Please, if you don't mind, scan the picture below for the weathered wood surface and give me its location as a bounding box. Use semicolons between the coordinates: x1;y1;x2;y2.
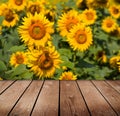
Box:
0;80;119;116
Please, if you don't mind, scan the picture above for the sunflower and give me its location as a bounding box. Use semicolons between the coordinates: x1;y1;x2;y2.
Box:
27;46;62;78
117;62;120;72
109;0;120;5
8;0;27;11
102;17;118;33
27;0;45;15
18;13;54;47
109;5;120;19
86;0;109;8
110;26;120;37
96;51;107;63
0;4;19;27
10;52;27;67
67;24;93;52
81;9;97;25
76;0;83;9
59;71;77;80
0;77;3;80
58;10;82;37
109;56;120;70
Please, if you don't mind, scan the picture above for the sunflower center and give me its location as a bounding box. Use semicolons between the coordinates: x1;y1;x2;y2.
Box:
75;30;87;44
15;0;23;6
16;55;24;64
29;23;45;40
29;5;40;15
38;51;53;70
113;8;119;14
5;10;14;22
86;12;94;20
106;21;113;28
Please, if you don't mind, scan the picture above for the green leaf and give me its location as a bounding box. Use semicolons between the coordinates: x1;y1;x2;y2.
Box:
12;64;27;76
20;71;33;80
0;0;8;3
0;60;7;72
52;34;62;49
61;61;74;69
77;59;94;68
0;16;4;26
58;48;72;59
9;45;26;52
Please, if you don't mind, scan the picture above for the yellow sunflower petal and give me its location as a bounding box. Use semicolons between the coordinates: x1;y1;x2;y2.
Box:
9;51;27;67
81;9;97;25
8;0;27;11
59;71;77;80
58;10;82;37
102;16;118;33
27;46;62;78
18;13;54;47
67;24;93;52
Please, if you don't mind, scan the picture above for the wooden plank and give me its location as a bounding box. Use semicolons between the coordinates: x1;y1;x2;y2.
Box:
92;81;120;115
32;80;59;116
77;81;116;116
0;80;31;116
9;81;43;116
106;81;120;93
0;81;15;94
60;81;89;116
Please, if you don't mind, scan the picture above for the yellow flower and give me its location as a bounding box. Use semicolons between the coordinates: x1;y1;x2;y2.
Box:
0;4;19;27
8;0;27;11
102;17;118;33
76;0;83;8
96;51;107;63
62;66;67;70
109;0;120;5
67;24;93;52
10;52;27;67
0;77;3;80
27;0;45;15
86;0;109;8
110;26;120;37
59;71;77;80
58;10;82;37
27;46;62;78
82;9;97;25
109;56;120;69
109;5;120;19
18;13;54;47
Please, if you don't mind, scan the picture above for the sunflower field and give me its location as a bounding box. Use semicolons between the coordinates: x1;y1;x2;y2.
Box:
0;0;120;80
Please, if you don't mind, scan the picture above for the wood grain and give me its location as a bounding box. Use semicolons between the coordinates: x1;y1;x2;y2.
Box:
106;80;120;93
9;81;43;116
0;81;15;94
0;80;31;115
77;80;116;116
60;81;89;116
92;81;120;115
32;80;59;116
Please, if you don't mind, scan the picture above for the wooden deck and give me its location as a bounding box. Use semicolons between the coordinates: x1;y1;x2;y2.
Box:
0;80;120;116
